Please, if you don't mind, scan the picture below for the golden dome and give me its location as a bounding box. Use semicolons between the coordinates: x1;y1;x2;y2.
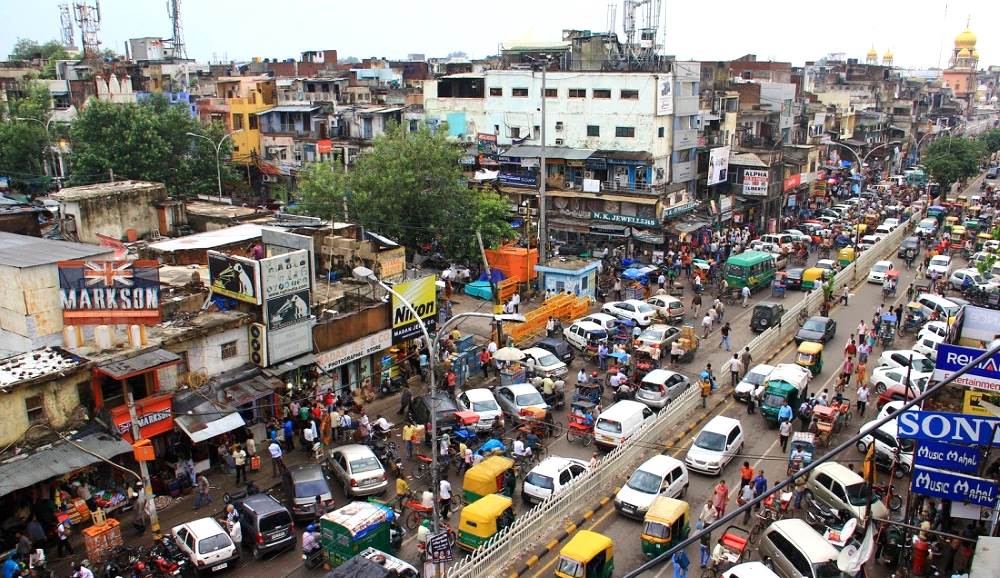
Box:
866;47;877;59
958;48;972;58
955;28;977;49
972;50;980;60
883;50;893;60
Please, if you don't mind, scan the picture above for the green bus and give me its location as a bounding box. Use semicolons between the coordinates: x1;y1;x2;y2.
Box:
724;251;776;291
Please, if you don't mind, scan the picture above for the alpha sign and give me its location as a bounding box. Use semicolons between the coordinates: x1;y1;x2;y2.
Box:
897;410;1000;445
933;343;1000;392
911;466;998;508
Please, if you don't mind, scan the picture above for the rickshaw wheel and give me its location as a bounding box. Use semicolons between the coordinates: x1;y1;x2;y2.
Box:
403;510;423;531
566;429;578;444
583;434;594;447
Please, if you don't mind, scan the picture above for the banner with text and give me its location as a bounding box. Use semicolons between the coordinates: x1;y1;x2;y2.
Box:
391;275;438;343
742;169;769;196
58;260;161;325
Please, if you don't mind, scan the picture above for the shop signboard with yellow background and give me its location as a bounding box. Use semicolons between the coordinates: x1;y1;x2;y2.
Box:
963;390;1000;417
391;275;438;343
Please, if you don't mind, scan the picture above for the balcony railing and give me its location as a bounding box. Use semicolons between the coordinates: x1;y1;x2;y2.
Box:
553;176;663;195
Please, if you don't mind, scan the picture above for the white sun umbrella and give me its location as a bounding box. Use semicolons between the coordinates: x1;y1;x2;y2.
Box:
493;346;525;362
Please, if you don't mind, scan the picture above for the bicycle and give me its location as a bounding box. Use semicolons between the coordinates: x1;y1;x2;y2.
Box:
411;453;433;480
401;499;434;530
747;508;775;543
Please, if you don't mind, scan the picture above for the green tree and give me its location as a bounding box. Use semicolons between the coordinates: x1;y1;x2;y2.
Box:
68;94;235;196
296;123;513;262
9;39;72;78
979;129;1000;156
0;81;54;180
923;136;984;202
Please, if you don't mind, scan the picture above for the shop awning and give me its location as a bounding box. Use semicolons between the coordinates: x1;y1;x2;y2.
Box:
544;190;659;205
671;220;710;234
0;429;133;497
501;145;595;160
264;353;315;377
97;349;181;380
593;150;653;162
176;401;247;444
225;375;279;406
842;138;867;147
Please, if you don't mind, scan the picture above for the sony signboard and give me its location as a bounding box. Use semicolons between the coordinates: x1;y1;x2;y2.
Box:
58;260;162;325
933;343;1000;392
897;410;1000;445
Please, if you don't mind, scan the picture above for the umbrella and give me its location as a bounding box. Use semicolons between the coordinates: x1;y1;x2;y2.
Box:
493;347;525;362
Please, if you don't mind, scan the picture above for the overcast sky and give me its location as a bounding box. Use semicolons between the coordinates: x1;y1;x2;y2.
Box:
1;0;995;71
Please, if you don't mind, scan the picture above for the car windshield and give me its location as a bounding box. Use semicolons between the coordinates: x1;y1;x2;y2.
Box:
556;557;584;578
626;469;662;494
694;431;726;452
515;391;544;407
872;263;889;272
525;472;554;491
471;399;499;412
640;329;665;341
930;257;949;266
763;393;786;408
198;533;231;554
803;319;827;331
596;418;622;434
900;437;916;453
636;303;655;313
350;457;382;474
293;479;329;498
536;354;560;366
745;370;768;386
942;304;960;317
912;358;934;373
845;482;872;506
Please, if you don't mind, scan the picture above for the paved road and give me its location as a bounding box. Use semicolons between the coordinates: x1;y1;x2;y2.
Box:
214;178;987;577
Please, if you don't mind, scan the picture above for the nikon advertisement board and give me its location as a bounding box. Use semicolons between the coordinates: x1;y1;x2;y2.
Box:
391;275;438;344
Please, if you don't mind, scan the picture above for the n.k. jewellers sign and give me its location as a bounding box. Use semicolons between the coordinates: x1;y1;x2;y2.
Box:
590;211;659;228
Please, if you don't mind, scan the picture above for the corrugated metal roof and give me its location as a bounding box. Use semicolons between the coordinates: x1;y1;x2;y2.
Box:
261;105;321;113
0;428;132;497
147;223;264;252
503;145;595;160
97;348;180;379
0;232;112;268
728;152;768;168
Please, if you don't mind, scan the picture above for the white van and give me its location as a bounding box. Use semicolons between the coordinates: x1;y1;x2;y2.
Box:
760;233;794;248
563;321;608;350
593;400;654;449
757;519;840;578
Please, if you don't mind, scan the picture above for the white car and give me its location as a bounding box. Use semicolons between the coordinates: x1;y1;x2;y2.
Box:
734;363;774;403
877;350;935;374
816;216;837;226
172;518;240;574
601;299;655;327
877;400;906;420
949;268;988;291
857;419;914;475
927;255;951;279
614;455;689;518
456;388;503;432
521;456;589;505
874;225;893;238
494;383;548;420
985;240;1000;254
858;235;879;251
327;444;388;496
521;347;569;378
783;229;811;244
579;312;618;333
883;218;900;229
684;416;744;475
913;331;945;361
918;320;948;341
646;295;685;323
870;365;931;395
916;218;937;236
816;259;838;274
867;260;894;284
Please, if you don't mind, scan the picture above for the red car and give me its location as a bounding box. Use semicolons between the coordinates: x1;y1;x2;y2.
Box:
876;382;918;410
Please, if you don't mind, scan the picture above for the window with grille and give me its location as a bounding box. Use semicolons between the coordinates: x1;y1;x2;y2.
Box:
587;125;600;137
593;89;611;99
512;88;529;97
26;395;44;424
489;87;502;96
620;89;639;99
221;341;238;360
615;126;635;138
569;89;586;98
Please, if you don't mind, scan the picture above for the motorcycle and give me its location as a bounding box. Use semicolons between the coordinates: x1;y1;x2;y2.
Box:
223;480;261;504
805;498;849;532
379;375;403;397
154;536;188;574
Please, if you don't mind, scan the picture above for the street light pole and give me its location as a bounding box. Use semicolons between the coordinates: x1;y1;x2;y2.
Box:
13;116;56;178
186;129;243;202
127;392;160;539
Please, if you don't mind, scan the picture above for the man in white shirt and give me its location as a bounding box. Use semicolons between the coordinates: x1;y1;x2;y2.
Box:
577;369;588;385
742;285;751;307
512;437;531;458
439;478;453;515
268;440;285;476
373;414;391;434
511;292;521;313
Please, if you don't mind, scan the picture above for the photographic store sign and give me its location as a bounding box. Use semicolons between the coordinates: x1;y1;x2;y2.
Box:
911;467;998;508
260;249;313;363
58;260;162;325
316;329;393;372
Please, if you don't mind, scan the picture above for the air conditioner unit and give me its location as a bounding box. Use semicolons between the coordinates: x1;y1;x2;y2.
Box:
584;171;594;179
555;121;564;131
555;138;564;145
249;323;269;367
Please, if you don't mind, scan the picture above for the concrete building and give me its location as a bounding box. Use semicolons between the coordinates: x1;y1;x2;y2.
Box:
0;233;113;356
53;181;170;245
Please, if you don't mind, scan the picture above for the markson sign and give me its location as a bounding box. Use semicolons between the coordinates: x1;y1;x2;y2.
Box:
58;260;161;325
933;343;1000;392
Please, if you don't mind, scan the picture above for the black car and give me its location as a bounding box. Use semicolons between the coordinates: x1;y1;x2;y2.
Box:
531;337;575;363
795;316;837;344
897;236;920;259
232;492;296;560
751;303;785;333
408;392;460;431
785;268;804;290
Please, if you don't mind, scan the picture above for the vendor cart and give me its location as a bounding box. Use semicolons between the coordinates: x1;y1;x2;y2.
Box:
771;272;787;298
810;405;838;447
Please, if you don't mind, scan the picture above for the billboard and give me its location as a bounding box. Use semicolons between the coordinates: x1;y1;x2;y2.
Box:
260;250;310;301
110;394;173;443
655;74;673;116
267;322;313;365
261;228;315;293
58;260;162;325
911;467;997;508
933;343;1000;392
208;251;260;304
957;305;1000;348
707;146;730;186
265;289;310;331
742;169;769;196
897;410;1000;445
391;275;438;343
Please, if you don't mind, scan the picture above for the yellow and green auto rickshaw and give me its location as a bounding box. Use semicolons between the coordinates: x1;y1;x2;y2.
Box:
556;531;614;578
462;456;515;504
964;219;981;232
950;225;967;250
837;247;856;267
944;215;960;233
976;232;992;252
796;341;824;375
801;267;829;291
457;493;515;552
640;497;690;559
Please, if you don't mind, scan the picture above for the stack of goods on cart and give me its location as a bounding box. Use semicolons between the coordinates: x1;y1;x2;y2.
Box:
92;489;129;512
678;325;699;354
83;517;123;562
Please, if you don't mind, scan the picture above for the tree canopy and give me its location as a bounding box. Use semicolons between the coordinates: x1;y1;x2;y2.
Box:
0;82;54;183
922;135;984;201
979;129;1000;156
296;123;513;263
8;38;73;78
68;94;235;196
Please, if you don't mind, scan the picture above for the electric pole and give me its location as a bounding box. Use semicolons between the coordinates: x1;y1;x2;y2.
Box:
537;57;549;291
127;392;160;538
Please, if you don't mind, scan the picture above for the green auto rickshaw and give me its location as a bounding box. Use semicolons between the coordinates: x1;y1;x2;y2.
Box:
458;493;515;552
796;341;824;375
640;497;690;558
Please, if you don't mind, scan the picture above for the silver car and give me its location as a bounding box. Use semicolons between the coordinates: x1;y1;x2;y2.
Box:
326;444;388;497
635;369;689;409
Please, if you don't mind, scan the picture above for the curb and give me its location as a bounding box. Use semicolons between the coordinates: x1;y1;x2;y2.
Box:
509;396;726;578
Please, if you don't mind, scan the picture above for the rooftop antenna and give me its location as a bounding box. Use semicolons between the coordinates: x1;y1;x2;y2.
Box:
167;0;187;59
59;4;77;51
73;1;102;60
622;0;662;69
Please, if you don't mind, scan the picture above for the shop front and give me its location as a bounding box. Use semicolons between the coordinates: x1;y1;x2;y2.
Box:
316;328;393;398
92;349;182;412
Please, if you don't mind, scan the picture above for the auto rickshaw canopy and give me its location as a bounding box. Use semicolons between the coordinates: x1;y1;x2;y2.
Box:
644;497;689;529
837;247;856;264
459;493;513;537
462;456;514;502
559;530;614;569
797;341;823;355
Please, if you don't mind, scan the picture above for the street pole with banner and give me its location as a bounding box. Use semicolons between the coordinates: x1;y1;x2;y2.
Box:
127;392;160;539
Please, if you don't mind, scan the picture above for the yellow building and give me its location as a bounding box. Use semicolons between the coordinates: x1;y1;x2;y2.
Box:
228;89;274;164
